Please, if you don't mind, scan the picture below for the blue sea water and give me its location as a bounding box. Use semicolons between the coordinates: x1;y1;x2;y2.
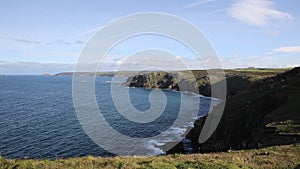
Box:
0;75;214;159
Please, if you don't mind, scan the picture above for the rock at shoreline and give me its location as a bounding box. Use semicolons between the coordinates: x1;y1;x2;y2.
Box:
124;72;178;89
124;71;213;97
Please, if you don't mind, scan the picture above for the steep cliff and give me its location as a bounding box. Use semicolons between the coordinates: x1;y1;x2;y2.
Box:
125;68;299;153
190;67;300;152
124;69;276;97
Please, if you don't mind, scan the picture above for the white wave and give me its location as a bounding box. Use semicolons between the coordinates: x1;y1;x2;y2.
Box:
167;127;186;138
147;140;165;155
187;121;195;128
147;127;188;155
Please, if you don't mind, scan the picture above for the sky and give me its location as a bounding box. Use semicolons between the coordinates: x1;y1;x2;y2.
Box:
0;0;299;74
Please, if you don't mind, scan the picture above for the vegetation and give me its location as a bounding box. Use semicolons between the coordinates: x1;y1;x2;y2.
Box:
125;68;289;98
188;67;300;153
126;67;300;154
1;144;300;169
232;68;292;73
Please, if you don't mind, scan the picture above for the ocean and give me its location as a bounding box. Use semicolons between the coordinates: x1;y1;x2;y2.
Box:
0;75;215;159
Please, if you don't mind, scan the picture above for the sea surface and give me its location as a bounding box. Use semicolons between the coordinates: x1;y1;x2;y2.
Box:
0;75;215;159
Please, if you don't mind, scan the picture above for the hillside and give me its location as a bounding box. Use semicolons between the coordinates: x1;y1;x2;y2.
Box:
125;68;300;153
187;67;300;152
1;144;300;169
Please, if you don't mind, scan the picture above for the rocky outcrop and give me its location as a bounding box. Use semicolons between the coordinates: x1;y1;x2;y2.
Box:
125;72;178;89
124;71;213;97
125;70;261;97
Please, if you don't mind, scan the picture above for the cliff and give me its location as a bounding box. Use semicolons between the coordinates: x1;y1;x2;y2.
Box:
124;69;281;97
125;68;300;153
189;67;300;152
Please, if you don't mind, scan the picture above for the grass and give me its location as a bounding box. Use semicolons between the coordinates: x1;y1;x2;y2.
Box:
232;68;292;73
265;86;300;136
1;144;300;169
267;120;300;135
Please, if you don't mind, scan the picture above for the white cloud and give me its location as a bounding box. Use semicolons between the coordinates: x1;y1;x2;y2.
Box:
231;54;240;59
273;46;300;53
73;25;101;36
114;49;209;71
115;59;124;65
221;54;300;69
173;0;216;11
265;29;280;36
175;56;181;60
228;0;293;26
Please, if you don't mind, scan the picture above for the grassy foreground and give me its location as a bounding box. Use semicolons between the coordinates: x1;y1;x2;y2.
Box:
1;144;300;169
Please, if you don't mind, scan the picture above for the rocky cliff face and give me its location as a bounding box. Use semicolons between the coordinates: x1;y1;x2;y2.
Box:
125;70;262;97
190;67;300;152
125;71;213;97
125;72;178;89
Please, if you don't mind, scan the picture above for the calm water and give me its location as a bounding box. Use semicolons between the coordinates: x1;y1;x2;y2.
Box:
0;76;213;159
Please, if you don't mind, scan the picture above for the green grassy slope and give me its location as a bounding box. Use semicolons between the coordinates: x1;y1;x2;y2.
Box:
1;144;300;169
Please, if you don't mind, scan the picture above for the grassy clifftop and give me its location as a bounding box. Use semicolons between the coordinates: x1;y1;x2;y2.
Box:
125;68;287;98
1;144;300;169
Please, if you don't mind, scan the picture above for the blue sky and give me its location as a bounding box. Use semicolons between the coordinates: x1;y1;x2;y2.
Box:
0;0;299;74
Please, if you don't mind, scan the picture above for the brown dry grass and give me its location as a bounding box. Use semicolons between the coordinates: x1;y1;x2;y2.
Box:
1;144;300;169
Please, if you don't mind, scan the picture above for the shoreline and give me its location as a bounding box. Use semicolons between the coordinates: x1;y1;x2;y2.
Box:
122;84;223;155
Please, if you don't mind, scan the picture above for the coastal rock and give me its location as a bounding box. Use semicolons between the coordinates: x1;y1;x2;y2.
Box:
125;72;179;90
125;71;212;97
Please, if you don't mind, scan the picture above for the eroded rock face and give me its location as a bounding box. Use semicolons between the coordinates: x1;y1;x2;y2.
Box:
125;71;212;97
124;70;257;97
126;72;179;90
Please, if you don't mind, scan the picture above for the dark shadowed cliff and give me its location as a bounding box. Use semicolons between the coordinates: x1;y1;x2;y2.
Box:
191;67;300;152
